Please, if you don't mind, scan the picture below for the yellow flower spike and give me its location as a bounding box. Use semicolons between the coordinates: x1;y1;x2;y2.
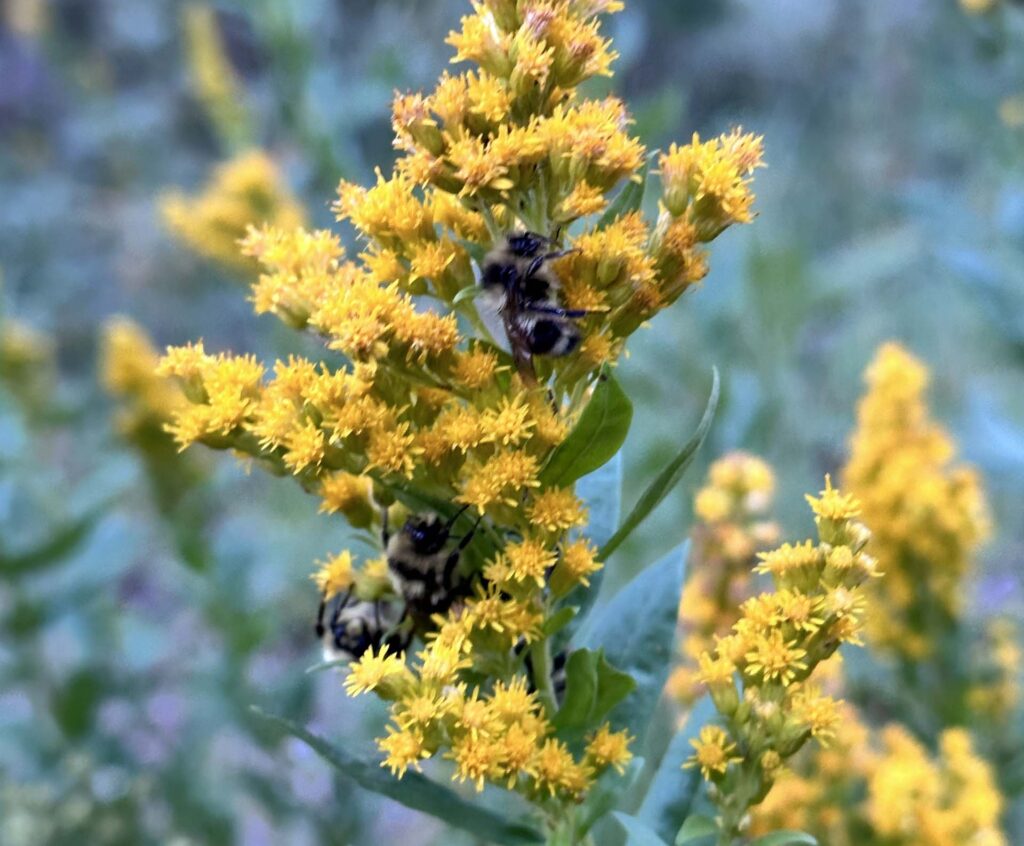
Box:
344;647;413;700
685;725;741;781
457;450;541;512
549;538;602;596
527;487;588;533
743;629;808;687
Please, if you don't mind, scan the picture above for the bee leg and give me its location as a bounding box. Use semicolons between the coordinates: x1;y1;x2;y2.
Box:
315;595;327;639
526;248;579;278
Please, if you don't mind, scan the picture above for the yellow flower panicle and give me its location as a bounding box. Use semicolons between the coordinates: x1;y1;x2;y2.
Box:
843;342;990;661
161;150;307;273
100;317;186;443
157;0;765;813
669;452;779;705
688;478;879;840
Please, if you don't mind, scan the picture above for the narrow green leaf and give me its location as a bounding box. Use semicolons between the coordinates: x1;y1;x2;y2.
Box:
675;814;717;845
1;501;112;578
542;605;577;637
598;156;651;229
613;812;671;846
600;369;719;560
453;284;482;304
577;757;645;836
540;372;633;488
750;832;818;846
637;696;717;841
250;708;543;845
578;543;688;741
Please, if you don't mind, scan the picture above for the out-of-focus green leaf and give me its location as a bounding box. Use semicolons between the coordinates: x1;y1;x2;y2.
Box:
540;372;633;487
637;695;717;841
0;500;113;578
250;708;543;845
749;832;818;846
600;369;718;560
553;648;635;735
674;814;717;844
577;757;645;836
51;669;103;740
613;811;671;846
559;452;622;646
578;543;688;740
453;284;482;304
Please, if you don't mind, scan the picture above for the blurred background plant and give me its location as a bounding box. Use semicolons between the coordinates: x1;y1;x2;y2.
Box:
1;0;1023;844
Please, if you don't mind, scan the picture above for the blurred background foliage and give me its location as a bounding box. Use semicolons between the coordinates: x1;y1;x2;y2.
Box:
1;0;1022;843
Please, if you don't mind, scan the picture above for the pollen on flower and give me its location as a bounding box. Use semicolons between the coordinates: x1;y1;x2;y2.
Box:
450;347;501;390
744;629;809;686
457;450;541;511
686;725;740;780
378;725;431;777
585;724;633;774
344;647;410;698
527;487;588;533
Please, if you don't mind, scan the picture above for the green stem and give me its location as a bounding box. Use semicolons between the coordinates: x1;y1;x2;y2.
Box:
530;636;558;718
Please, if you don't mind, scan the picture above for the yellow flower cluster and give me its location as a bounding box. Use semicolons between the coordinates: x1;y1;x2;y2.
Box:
843;342;990;660
346;644;632;800
668;452;779;706
686;478;880;841
100;317;185;443
960;0;997;14
753;715;1007;846
158;0;763;814
161;150;306;273
0;314;53;394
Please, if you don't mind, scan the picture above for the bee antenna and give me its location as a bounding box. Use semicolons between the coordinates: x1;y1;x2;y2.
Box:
444;504;471;530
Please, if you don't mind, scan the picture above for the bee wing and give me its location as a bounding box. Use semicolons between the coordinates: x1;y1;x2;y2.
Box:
474;286;512;354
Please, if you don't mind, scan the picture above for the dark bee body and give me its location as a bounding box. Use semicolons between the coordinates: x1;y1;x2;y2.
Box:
385;511;478;625
480;232;585;367
317;594;407;661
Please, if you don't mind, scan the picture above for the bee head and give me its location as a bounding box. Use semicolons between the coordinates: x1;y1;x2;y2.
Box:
404;513;449;555
506;231;548;258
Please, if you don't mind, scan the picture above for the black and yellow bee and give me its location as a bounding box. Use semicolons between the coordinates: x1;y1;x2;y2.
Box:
384;508;480;626
479;231;586;380
316;593;408;662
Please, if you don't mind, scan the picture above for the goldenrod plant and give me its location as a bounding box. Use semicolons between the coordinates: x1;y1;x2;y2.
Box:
154;1;784;843
668;452;779;707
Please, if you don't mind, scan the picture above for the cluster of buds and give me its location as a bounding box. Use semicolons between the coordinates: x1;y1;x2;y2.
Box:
669;452;779;706
686;478;880;842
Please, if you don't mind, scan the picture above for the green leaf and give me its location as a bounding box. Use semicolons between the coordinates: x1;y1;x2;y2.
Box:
577;757;645;836
750;833;818;846
598;156;651;229
540;372;633;488
637;696;717;841
452;284;482;304
250;708;543;845
600;369;719;560
553;648;635;734
542;605;577;637
578;543;688;741
675;815;717;845
1;501;112;578
613;812;671;846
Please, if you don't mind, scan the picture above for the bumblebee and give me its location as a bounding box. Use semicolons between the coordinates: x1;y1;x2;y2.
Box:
316;593;408;662
479;232;586;372
384;508;480;625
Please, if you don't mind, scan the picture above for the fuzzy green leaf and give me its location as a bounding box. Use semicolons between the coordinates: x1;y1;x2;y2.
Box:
250;708;543;845
578;543;688;740
637;695;717;841
600;369;719;560
750;833;819;846
674;815;717;845
540;372;633;487
553;648;636;734
614;812;671;846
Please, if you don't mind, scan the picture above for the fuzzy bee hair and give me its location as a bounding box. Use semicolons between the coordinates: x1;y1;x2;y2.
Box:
479;231;585;364
318;596;406;662
385;511;477;623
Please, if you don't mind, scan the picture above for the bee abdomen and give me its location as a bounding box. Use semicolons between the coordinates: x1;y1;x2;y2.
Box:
526;318;580;356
